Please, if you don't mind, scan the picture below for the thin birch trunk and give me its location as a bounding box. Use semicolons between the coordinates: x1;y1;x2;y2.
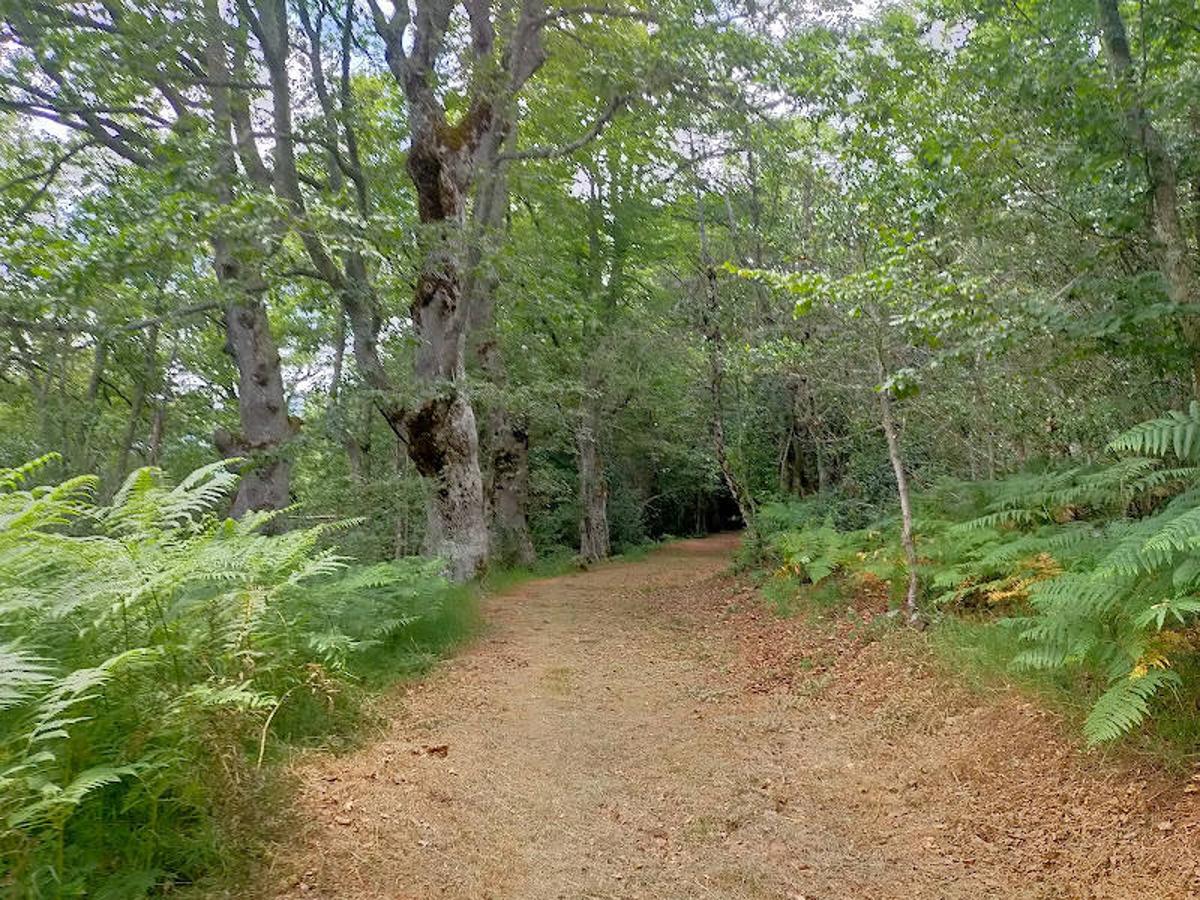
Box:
874;333;921;625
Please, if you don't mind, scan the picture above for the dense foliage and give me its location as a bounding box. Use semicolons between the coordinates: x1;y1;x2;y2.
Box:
2;0;1200;892
749;406;1200;748
0;456;468;895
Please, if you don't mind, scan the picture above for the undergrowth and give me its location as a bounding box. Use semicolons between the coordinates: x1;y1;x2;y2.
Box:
0;457;477;898
745;405;1200;759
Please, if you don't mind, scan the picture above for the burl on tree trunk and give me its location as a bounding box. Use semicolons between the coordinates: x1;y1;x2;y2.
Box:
398;118;493;581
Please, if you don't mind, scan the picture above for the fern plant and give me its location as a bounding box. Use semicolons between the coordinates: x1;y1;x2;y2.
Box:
938;413;1200;745
756;414;1200;748
772;521;879;585
1010;494;1200;744
0;456;458;897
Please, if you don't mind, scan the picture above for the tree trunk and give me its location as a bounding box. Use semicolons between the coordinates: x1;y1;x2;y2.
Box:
1096;0;1200;394
692;137;755;527
203;0;293;523
113;324;159;485
800;378;831;494
971;352;996;480
392;435;414;559
256;0;490;579
320;3;492;579
72;337;108;474
467;130;536;568
574;174;613;565
710;362;753;526
3;3;290;513
415;407;488;580
404;221;490;580
114;371;147;486
345;432;366;484
577;395;610;564
778;417;795;495
213;276;294;522
875;338;920;625
486;411;537;566
815;441;830;494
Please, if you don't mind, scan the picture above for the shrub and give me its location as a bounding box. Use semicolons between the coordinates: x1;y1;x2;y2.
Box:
752;407;1200;747
0;456;463;896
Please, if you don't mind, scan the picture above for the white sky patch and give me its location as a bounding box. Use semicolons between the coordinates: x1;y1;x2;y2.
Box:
920;18;976;54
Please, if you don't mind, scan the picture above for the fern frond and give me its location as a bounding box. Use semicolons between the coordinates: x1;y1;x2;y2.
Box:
1084;668;1181;745
1170;555;1200;589
7;764;141;830
180;681;275;710
1138;504;1200;563
1129;465;1200;495
1027;573;1129;616
1133;596;1200;630
1108;402;1200;461
958;508;1040;530
26;648;158;747
1011;618;1099;670
0;454;62;492
0;644;54;710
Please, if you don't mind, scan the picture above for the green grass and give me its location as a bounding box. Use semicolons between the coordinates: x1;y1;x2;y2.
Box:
480;552;579;594
927;615;1200;770
352;582;482;688
760;573;848;621
926;615;1081;698
745;513;1200;769
264;581;483;753
184;577;494;898
480;536;673;595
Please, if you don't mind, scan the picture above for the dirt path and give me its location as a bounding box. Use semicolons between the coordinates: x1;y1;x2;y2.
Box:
266;535;1200;899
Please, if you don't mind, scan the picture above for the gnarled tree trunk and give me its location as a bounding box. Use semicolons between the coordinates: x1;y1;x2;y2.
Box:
203;0;294;523
359;0;511;580
468;132;536;567
212;260;294;521
401;129;491;579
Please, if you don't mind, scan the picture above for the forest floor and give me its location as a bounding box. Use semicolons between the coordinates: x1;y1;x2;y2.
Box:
262;534;1200;899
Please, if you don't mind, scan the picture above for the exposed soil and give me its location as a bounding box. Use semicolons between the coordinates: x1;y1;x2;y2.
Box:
264;534;1200;899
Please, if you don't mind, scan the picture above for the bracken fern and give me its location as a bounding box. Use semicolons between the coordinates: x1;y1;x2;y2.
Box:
0;456;459;897
753;407;1200;747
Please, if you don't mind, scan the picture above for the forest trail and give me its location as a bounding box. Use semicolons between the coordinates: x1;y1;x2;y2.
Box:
266;535;1200;900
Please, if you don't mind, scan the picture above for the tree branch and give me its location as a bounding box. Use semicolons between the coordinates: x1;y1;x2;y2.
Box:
501;93;629;161
0;140;95;222
0;302;223;338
